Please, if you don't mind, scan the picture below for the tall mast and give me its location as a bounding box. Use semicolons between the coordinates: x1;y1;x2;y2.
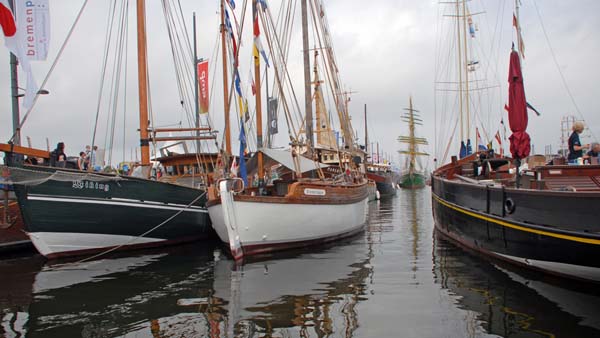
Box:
136;0;150;166
408;97;416;173
220;0;231;155
301;0;313;150
9;0;19;147
455;0;464;143
253;0;264;186
462;0;470;143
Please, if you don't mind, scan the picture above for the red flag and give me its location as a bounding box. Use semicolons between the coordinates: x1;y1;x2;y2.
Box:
0;1;17;37
230;156;238;177
495;131;504;156
1;0;38;110
197;60;210;114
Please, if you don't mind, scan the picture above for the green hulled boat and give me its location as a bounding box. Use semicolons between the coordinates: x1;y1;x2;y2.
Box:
398;97;429;189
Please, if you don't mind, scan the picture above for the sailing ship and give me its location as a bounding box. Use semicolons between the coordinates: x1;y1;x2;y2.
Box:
431;0;600;283
207;0;368;260
398;97;428;189
1;1;215;258
363;105;397;197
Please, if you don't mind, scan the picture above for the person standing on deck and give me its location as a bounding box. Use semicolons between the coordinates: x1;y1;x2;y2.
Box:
567;121;590;164
50;142;67;168
77;151;87;170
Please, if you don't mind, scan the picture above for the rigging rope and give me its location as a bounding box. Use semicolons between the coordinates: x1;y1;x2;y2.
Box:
56;190;206;266
532;0;596;142
10;0;91;144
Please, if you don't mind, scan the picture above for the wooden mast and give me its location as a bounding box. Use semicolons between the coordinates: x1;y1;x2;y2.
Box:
220;0;231;155
253;0;264;187
136;0;150;166
301;0;314;150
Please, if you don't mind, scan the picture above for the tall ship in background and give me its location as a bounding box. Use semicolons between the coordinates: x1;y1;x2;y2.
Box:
431;0;600;283
363;105;398;197
398;97;428;189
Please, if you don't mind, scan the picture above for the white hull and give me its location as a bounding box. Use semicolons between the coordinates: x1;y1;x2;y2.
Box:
208;184;368;258
28;232;162;258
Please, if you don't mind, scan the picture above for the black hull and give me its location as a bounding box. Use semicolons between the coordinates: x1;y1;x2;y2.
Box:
366;171;397;197
431;176;600;283
374;181;397;197
10;165;214;258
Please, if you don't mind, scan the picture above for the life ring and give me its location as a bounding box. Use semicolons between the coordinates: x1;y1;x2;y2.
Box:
504;197;516;214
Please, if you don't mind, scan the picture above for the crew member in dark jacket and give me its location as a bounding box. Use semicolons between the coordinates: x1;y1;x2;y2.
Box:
50;142;67;168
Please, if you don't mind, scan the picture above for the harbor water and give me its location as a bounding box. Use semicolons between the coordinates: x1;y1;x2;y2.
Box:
1;189;599;337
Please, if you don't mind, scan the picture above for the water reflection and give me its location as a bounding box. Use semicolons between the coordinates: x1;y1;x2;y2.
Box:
202;240;373;337
0;236;374;337
0;244;218;337
433;233;600;337
2;189;600;337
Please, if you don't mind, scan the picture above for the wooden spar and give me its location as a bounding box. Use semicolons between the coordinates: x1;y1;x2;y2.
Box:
301;0;314;150
152;127;212;133
0;143;49;159
136;0;150;166
152;136;216;142
254;0;264;185
220;0;231;155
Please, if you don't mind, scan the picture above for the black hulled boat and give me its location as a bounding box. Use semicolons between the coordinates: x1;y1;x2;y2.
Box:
432;4;600;283
1;1;216;258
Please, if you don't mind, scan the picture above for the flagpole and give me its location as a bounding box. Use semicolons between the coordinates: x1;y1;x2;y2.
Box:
8;0;20;147
253;0;264;190
193;12;200;152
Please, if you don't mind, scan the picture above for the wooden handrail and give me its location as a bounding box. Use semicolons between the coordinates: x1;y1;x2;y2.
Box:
0;143;50;159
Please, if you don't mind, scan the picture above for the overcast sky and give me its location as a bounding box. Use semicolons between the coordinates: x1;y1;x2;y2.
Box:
1;0;599;168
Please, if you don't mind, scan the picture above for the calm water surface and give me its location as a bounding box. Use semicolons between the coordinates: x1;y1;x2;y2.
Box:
1;189;599;337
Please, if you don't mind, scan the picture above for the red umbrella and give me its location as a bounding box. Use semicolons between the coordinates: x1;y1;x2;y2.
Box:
507;50;530;159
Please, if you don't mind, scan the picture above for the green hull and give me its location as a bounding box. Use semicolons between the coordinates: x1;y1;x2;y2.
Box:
399;172;426;189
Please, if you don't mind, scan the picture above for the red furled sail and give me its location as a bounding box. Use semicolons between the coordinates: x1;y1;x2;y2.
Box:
507;50;530;159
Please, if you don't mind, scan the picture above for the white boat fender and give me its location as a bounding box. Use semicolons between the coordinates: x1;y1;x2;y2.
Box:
375;190;381;200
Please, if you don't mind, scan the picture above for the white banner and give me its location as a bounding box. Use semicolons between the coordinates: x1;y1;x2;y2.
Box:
16;0;50;61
